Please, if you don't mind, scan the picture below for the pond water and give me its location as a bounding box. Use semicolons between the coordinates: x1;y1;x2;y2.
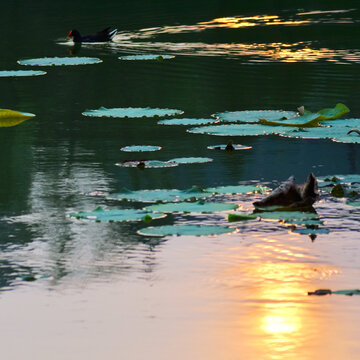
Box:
1;1;360;359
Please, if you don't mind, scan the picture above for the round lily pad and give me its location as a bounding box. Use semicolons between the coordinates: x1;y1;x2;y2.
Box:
18;57;102;66
137;224;235;237
119;54;175;61
187;123;289;136
82;107;184;118
254;211;319;222
318;174;360;185
106;187;212;203
69;207;165;222
207;144;252;150
145;201;238;213
120;145;162;152
214;110;298;123
169;157;213;164
115;160;178;168
0;70;47;77
158;118;218;126
206;185;267;194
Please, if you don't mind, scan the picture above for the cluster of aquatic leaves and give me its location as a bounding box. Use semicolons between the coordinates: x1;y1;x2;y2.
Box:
106;186;213;203
206;184;267;195
259;103;350;127
145;201;238;213
158;118;218;126
214;110;298;123
115;157;213;168
318;174;360;204
0;109;35;127
187;104;359;144
119;54;175;61
82;107;184;118
0;70;46;77
120;145;162;152
69;207;165;222
137;224;235;237
18;57;102;66
116;160;178;168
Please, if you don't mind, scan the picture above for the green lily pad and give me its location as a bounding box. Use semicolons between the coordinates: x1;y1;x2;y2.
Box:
158;118;218;126
120;145;162;152
119;54;175;61
254;211;319;222
214;110;298;123
291;228;330;235
228;213;258;222
82;107;184;118
169;157;213;164
187;123;289;137
145;201;238;213
115;160;178;168
259;103;350;128
206;185;267;194
18;57;102;66
347;200;360;207
207;144;252;150
137;224;235;237
106;187;213;203
282;118;360;142
0;70;47;77
69;207;165;222
333;289;360;295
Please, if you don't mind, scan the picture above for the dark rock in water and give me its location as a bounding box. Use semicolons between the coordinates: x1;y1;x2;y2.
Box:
253;173;319;208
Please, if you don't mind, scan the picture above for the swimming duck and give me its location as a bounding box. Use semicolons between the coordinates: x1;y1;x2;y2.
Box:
67;27;117;43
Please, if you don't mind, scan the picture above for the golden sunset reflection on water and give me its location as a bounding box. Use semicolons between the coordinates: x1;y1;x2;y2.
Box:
214;233;342;359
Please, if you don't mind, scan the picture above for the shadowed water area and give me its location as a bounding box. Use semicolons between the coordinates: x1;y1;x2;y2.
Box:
0;1;360;359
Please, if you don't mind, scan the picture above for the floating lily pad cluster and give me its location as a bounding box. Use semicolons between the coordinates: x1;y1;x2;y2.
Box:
187;104;359;144
0;70;47;77
318;174;360;205
120;145;162;152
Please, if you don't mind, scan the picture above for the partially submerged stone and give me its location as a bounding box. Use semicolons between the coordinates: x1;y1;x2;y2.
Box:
253;173;319;208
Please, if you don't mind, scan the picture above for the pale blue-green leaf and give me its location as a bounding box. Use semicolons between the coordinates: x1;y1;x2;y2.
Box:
137;224;235;237
169;157;213;164
0;70;47;77
120;145;162;152
214;110;298;123
206;185;266;194
347;200;360;207
187;123;289;136
18;57;102;66
69;207;166;222
158;118;218;126
82;106;183;118
145;201;238;213
106;188;212;203
115;160;178;168
119;54;175;60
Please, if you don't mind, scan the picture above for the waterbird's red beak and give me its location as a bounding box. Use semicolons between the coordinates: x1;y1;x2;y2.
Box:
67;30;73;37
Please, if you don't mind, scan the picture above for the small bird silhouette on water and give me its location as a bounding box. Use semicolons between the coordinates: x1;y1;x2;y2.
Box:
67;27;117;43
